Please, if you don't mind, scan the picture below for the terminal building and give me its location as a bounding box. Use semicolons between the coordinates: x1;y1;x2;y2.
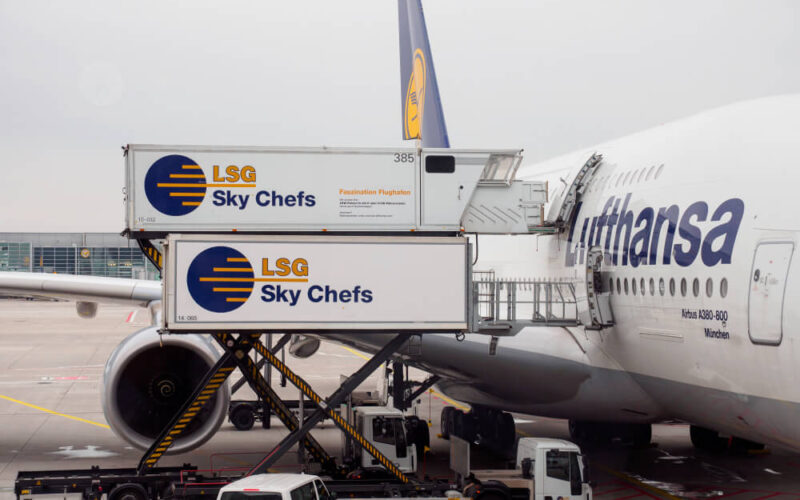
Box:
0;233;159;280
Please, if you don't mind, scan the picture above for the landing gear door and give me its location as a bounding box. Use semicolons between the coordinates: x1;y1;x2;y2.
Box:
749;242;794;345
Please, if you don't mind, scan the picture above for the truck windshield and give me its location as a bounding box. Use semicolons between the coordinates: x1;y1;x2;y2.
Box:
372;417;407;448
221;492;282;500
545;450;582;494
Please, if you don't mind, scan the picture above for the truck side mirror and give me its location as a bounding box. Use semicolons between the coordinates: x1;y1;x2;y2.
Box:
520;458;533;479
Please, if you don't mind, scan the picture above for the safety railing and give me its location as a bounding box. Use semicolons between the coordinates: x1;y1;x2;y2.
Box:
471;278;580;335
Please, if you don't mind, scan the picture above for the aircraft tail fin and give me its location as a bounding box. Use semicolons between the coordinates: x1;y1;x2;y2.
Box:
398;0;449;147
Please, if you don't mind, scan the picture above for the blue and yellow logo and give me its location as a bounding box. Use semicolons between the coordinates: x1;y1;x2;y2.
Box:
404;49;426;140
144;155;207;216
186;246;254;313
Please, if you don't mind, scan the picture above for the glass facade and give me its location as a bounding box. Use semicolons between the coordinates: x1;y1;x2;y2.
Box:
0;233;159;280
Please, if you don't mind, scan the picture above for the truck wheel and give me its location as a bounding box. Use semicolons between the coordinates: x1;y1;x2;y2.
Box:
440;406;455;439
454;410;476;442
230;403;255;431
109;483;149;500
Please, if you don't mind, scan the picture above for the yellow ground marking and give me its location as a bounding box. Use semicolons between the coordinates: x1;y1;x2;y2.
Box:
0;394;110;429
598;465;682;500
337;346;470;411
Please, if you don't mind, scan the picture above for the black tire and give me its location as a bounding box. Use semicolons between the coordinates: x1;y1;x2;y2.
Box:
109;484;148;500
230;403;255;431
441;406;455;439
497;412;516;449
568;420;589;444
631;424;652;448
690;425;726;452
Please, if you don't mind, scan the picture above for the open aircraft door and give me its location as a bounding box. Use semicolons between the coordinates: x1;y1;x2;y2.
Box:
749;242;794;345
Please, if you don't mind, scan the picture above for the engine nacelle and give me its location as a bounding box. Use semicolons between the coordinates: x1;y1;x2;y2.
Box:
102;327;229;453
288;335;321;358
76;301;98;319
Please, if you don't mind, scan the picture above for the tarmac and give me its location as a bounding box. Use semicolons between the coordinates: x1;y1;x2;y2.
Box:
2;300;800;499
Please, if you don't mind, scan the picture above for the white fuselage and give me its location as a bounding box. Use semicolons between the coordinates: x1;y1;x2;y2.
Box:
334;94;800;452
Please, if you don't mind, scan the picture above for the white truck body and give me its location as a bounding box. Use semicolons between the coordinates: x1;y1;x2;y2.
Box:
350;406;417;474
217;474;332;500
124;144;539;235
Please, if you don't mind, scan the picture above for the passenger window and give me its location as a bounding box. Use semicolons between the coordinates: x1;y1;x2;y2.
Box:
654;163;665;179
545;450;582;495
680;278;687;297
640;278;645;295
659;278;665;296
624;278;629;295
373;417;397;445
616;278;621;294
609;278;614;294
706;278;713;297
669;278;676;296
720;278;728;298
623;171;631;185
693;278;700;297
290;483;317;500
645;165;655;181
649;278;655;296
632;278;637;295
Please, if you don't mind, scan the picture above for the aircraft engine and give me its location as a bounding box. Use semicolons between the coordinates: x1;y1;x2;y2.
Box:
288;335;321;358
102;327;229;453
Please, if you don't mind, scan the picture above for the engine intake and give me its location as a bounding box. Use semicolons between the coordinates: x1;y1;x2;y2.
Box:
102;327;229;453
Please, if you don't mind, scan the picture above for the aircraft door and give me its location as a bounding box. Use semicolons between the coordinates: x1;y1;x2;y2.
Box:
749;242;794;345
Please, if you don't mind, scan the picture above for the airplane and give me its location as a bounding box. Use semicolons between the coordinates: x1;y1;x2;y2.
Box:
2;0;800;457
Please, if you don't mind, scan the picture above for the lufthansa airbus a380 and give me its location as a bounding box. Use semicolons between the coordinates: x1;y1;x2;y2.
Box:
2;0;799;456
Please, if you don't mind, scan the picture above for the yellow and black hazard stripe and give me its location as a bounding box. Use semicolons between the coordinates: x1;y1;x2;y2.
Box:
137;239;163;272
250;339;409;483
235;348;334;467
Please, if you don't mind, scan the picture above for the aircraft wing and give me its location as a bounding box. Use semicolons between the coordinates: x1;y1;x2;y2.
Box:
0;271;161;307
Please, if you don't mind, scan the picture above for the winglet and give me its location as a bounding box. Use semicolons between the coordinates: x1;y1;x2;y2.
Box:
398;0;450;148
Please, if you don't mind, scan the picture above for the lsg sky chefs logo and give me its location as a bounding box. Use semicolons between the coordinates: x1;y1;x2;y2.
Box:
186;246;373;314
144;155;316;216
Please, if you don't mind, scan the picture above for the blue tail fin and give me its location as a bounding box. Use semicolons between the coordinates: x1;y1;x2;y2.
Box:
398;0;450;148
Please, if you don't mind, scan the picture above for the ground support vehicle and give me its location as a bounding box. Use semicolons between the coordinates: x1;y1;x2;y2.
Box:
453;436;592;500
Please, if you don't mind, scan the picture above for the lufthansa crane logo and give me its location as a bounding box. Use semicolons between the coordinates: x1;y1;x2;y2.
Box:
186;246;254;313
144;155;207;216
404;49;426;140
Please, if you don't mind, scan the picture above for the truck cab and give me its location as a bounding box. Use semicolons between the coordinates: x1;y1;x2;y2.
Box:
466;437;591;500
351;406;417;474
217;474;332;500
517;438;590;499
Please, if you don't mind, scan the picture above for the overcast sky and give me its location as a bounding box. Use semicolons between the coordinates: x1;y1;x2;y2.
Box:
1;0;798;231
